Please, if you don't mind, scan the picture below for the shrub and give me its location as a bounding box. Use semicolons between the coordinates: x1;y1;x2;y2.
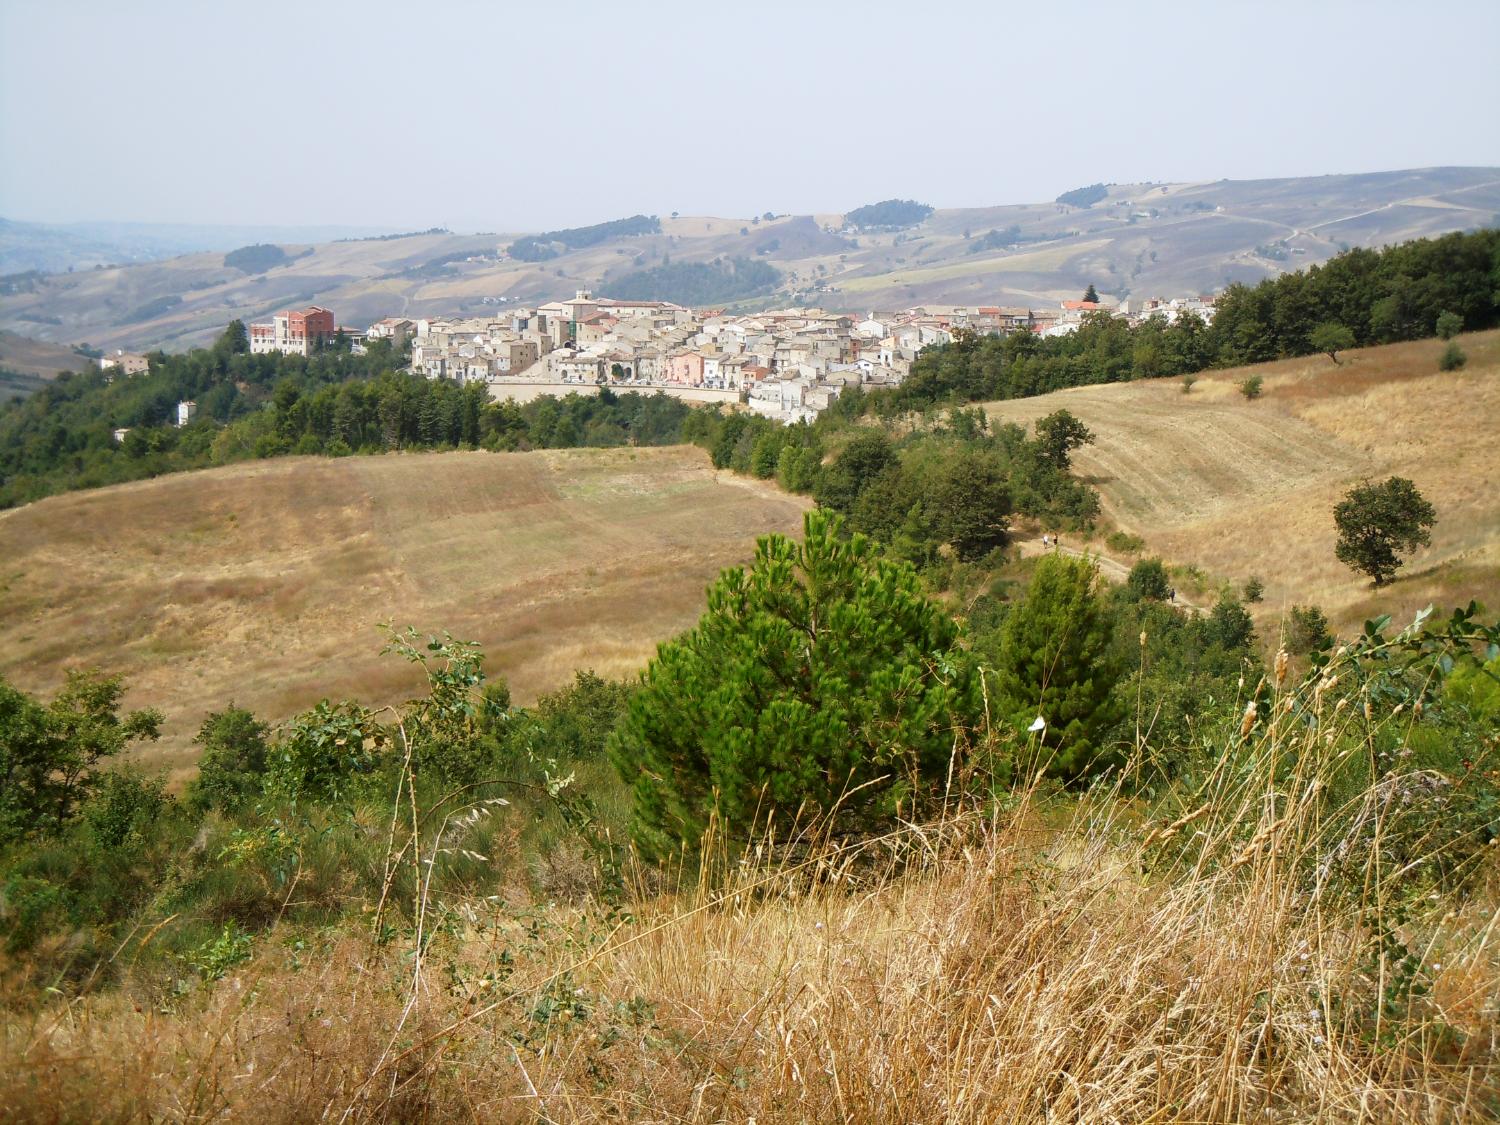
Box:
1180;373;1197;394
1436;310;1463;340
1242;575;1264;603
1105;530;1145;554
188;706;271;813
988;552;1124;780
1439;341;1467;371
1238;375;1263;400
611;510;976;858
1126;557;1171;601
1285;605;1333;655
264;700;389;803
81;767;171;853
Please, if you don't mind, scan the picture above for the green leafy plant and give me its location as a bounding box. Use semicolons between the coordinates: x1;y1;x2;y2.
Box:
611;510;976;858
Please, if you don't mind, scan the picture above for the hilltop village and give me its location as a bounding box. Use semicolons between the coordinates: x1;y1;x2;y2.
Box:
230;291;1220;425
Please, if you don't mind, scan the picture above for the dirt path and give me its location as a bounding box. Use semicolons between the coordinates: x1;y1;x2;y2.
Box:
1014;536;1206;615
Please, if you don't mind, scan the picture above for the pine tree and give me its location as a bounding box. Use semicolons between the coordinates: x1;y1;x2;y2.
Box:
989;553;1123;780
610;511;976;858
1083;284;1099;304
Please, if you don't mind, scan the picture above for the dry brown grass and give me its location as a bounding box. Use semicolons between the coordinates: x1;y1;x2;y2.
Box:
0;446;809;782
984;331;1500;637
4;662;1497;1123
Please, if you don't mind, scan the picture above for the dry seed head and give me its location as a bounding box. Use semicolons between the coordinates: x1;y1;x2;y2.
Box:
1239;701;1258;739
1275;649;1290;688
1140;630;1148;648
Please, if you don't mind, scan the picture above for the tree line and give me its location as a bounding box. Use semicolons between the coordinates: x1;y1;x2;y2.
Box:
881;228;1500;413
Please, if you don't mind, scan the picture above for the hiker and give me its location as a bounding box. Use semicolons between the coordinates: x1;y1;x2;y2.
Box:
1041;533;1049;547
1169;587;1177;603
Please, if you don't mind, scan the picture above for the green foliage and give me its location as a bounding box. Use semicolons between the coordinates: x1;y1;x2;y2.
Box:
1180;373;1197;394
1310;322;1355;363
815;429;895;513
187;706;271;813
987;553;1124;780
1439;341;1467;371
508;214;659;262
881;229;1499;414
381;626;498;784
1105;530;1145;554
1435;310;1463;340
187;921;253;981
223;244;291;274
608;257;781;305
1082;284;1099;304
1238;374;1264;400
1126;557;1171;602
931;453;1012;561
1285;605;1333;655
1056;183;1109;208
0;671;163;843
610;510;976;858
1242;575;1265;603
81;767;171;853
843;199;934;230
1334;476;1437;587
1206;593;1257;651
1033;409;1095;471
264;700;389;804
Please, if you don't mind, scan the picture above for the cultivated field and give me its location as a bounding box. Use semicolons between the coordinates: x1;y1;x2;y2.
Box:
985;330;1500;635
0;446;809;779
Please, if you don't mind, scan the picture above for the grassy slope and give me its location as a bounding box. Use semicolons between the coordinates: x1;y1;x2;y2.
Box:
984;330;1500;635
0;445;809;780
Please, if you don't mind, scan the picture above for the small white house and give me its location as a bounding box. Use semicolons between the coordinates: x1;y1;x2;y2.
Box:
175;401;198;427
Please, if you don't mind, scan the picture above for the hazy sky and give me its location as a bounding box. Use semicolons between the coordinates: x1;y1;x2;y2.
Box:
2;0;1497;233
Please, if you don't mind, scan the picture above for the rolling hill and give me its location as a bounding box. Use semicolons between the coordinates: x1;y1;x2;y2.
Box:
983;330;1500;636
3;167;1496;353
0;445;810;780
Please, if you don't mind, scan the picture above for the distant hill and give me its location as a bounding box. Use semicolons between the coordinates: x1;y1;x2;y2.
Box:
3;167;1496;352
0;218;402;275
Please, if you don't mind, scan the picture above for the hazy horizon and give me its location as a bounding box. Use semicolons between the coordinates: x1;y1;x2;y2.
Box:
3;0;1498;233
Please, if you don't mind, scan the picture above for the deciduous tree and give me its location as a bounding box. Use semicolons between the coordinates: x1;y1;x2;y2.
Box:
1333;476;1437;586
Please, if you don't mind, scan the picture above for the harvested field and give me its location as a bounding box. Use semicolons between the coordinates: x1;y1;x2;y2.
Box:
0;446;809;780
984;330;1500;634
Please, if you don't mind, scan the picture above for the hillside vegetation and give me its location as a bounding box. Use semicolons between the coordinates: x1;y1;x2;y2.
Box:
982;330;1500;632
0;446;809;778
4;167;1496;352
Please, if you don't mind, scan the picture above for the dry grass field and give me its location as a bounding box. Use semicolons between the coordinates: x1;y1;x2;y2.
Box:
985;330;1500;636
0;446;809;780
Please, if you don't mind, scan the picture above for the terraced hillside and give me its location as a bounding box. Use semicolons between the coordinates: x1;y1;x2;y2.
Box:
4;167;1495;352
984;331;1500;634
0;446;809;778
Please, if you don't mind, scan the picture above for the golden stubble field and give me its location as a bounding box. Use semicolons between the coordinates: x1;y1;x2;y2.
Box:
985;330;1500;635
0;445;810;780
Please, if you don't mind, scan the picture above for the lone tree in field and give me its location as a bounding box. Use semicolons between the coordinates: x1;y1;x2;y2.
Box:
1311;322;1355;365
610;510;976;858
1333;477;1437;587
